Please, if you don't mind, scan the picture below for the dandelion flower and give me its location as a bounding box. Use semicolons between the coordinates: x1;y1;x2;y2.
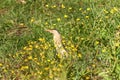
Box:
38;38;45;42
102;48;106;53
76;18;80;21
86;76;90;80
110;7;118;14
105;16;109;19
51;5;56;8
44;67;49;71
30;17;35;23
79;8;82;11
45;4;49;7
19;23;24;26
57;18;61;21
95;41;99;45
78;53;82;58
35;45;39;49
87;8;91;11
61;4;65;8
64;14;68;18
28;56;32;60
47;59;50;62
21;66;29;70
45;22;48;25
85;16;89;19
53;24;56;26
0;63;3;67
69;7;72;10
92;64;96;68
49;74;53;79
104;9;108;13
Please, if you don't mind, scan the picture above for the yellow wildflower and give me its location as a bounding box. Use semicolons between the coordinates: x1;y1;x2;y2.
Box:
105;16;109;19
29;41;34;44
57;18;61;21
72;48;77;52
61;4;65;8
99;19;102;22
87;8;91;11
28;56;32;60
44;67;49;70
11;70;15;74
69;7;72;10
19;23;24;26
81;22;84;25
30;17;35;23
35;45;39;49
28;47;32;50
57;68;61;72
76;18;80;21
33;58;37;61
36;62;40;65
102;48;106;53
113;7;118;12
92;64;96;68
51;61;55;64
24;59;28;62
115;42;120;47
104;9;108;13
64;14;68;18
49;74;53;79
29;45;32;48
3;69;7;72
37;71;42;75
110;9;114;14
38;38;45;42
81;38;84;40
110;7;118;14
51;5;56;8
71;44;74;48
62;40;66;44
58;64;63;68
95;41;99;45
53;24;56;26
86;76;90;80
85;16;89;19
57;53;61;58
21;66;29;70
45;22;48;25
45;4;49;7
23;46;27;50
78;53;82;58
79;8;82;11
47;59;50;62
0;63;3;67
52;67;57;71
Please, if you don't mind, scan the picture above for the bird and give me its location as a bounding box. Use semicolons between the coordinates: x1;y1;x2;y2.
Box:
45;29;68;58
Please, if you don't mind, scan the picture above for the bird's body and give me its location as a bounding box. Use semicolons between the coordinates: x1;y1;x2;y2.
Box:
46;29;68;58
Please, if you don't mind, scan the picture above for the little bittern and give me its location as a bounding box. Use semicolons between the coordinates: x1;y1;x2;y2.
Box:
46;29;68;58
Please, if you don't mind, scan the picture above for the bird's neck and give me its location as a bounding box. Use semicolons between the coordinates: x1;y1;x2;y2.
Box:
53;35;62;47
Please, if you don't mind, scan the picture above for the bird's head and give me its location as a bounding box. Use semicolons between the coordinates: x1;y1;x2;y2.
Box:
45;29;59;35
45;29;62;42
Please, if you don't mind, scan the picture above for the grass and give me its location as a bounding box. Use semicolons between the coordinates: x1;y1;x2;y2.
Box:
0;0;120;80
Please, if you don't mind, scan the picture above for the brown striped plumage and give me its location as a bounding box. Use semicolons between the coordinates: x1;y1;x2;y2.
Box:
46;29;68;58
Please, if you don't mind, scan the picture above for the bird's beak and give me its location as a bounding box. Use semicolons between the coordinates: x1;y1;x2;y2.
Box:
45;29;52;33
